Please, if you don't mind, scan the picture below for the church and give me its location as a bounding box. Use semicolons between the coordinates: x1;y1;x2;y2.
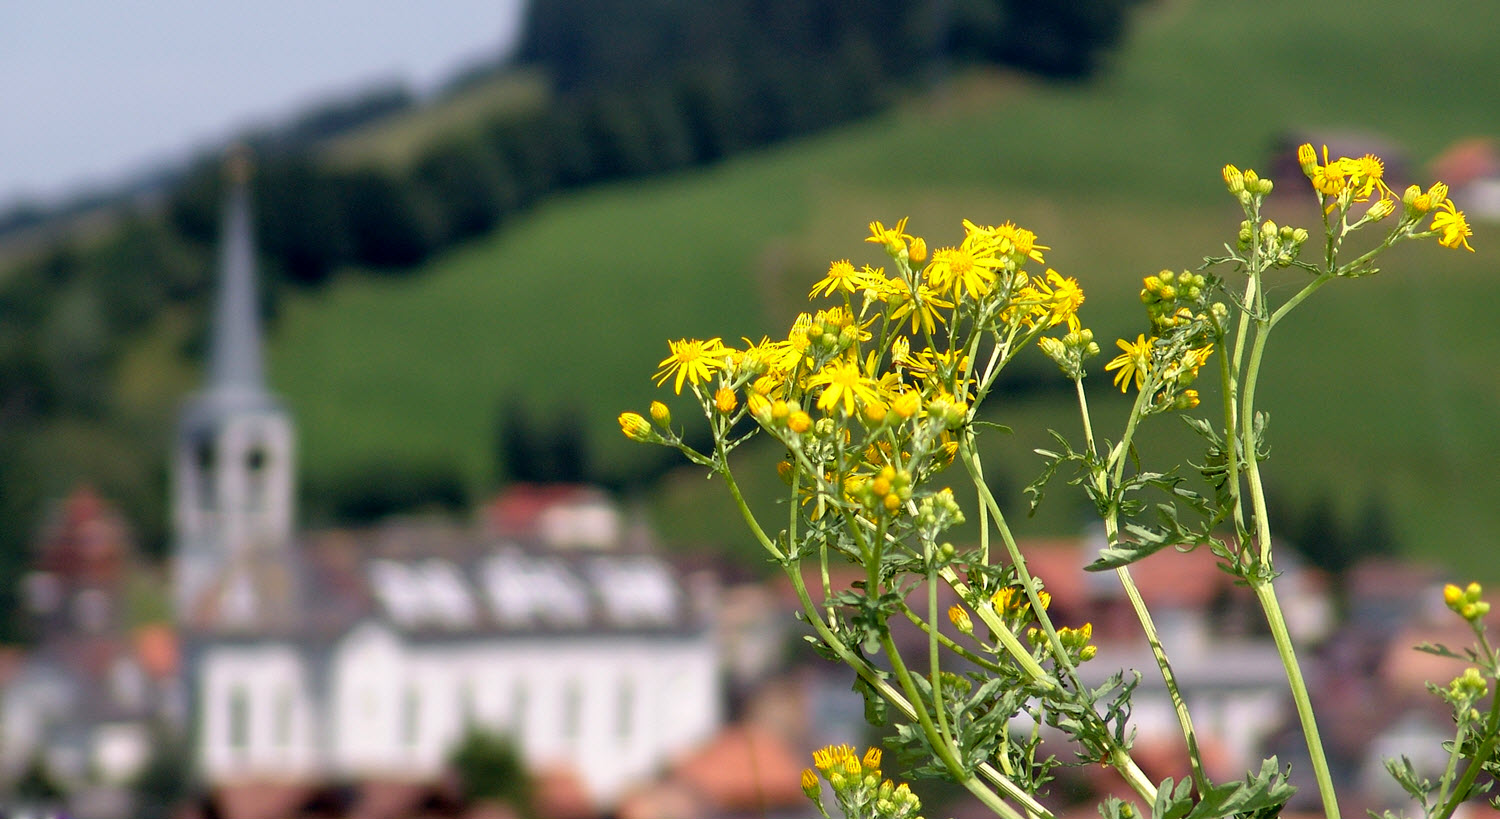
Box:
171;155;721;807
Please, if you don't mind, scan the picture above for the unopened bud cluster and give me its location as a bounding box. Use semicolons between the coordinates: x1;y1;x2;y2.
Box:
1444;582;1491;622
1236;220;1308;267
1027;622;1097;663
1223;164;1273;200
1039;327;1101;380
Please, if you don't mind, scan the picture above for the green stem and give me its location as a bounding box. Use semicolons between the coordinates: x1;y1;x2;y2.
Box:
1437;682;1500;818
961;442;1158;805
1252;580;1341;818
880;631;1026;819
897;600;1010;673
929;545;957;750
783;559;1045;818
717;449;784;562
1074;377;1208;795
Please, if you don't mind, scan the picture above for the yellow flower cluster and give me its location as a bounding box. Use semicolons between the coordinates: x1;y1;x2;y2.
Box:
628;218;1091;528
1299;142;1473;251
804;744;921;819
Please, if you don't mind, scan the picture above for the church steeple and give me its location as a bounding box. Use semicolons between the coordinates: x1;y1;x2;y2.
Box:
173;150;297;630
207;148;266;396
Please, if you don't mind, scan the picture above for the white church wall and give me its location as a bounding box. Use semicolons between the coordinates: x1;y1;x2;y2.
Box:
324;624;719;804
199;644;318;781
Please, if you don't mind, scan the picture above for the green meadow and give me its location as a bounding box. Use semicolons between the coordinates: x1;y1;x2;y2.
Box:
196;0;1498;574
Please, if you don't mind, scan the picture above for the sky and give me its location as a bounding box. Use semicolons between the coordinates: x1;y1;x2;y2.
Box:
0;1;527;210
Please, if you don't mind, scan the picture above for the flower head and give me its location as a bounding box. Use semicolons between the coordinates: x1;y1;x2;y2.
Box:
925;243;1001;301
655;338;731;394
1431;199;1475;251
1105;334;1153;393
810;259;879;299
809;360;881;416
866;217;912;257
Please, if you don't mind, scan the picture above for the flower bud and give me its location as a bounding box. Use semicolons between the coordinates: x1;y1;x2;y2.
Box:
1297;143;1318;175
948;604;974;634
1466;581;1482;602
618;412;653;442
863;747;883;770
801;768;821;799
715;387;737;414
650;401;671;427
908;235;928;264
1222;164;1245;194
771;400;791;424
748;392;772;422
1257;176;1274;195
1243;168;1260;189
1365;198;1394;221
1445;583;1466;609
787;410;812;434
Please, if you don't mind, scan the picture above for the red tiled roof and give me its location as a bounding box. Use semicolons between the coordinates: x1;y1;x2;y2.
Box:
133;622;179;680
671;723;807;812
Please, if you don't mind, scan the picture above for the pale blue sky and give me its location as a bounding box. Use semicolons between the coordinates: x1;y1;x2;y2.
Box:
0;1;526;209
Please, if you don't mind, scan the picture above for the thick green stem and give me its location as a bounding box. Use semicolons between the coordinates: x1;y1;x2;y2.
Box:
1252;580;1340;817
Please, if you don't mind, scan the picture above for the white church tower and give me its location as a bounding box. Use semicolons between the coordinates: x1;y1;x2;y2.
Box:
173;151;298;631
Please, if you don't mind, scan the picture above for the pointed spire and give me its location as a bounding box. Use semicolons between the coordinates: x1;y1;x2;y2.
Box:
207;146;266;395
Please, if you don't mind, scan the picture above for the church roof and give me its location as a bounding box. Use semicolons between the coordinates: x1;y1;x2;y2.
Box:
179;152;286;438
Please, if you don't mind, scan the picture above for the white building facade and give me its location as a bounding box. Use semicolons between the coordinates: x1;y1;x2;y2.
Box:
175;162;720;809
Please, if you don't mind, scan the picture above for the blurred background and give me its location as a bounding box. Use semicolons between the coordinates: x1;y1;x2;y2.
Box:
1;0;1496;816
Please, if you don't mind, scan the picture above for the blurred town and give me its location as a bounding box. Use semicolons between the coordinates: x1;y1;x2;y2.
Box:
0;165;1486;817
3;0;1499;817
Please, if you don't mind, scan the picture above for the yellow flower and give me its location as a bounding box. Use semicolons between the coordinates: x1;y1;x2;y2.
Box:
809;259;860;299
989;220;1049;264
862;747;883;771
1431;199;1475;251
655;338;730;394
813;743;859;774
885;278;952;336
1031;268;1086;330
866;217;912;256
1348;153;1392;200
891;389;921;419
809;360;882;416
925;244;999;301
1105;334;1152;393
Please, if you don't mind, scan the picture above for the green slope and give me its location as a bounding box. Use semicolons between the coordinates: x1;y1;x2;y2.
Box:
246;0;1499;575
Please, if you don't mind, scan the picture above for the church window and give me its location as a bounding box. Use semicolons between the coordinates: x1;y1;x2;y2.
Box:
245;439;268;511
194;437;217;505
401;686;421;747
617;677;634;742
274;687;294;747
228;686;250;751
562;680;582;742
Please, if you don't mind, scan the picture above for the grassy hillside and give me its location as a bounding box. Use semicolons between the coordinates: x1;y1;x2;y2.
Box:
130;0;1499;576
